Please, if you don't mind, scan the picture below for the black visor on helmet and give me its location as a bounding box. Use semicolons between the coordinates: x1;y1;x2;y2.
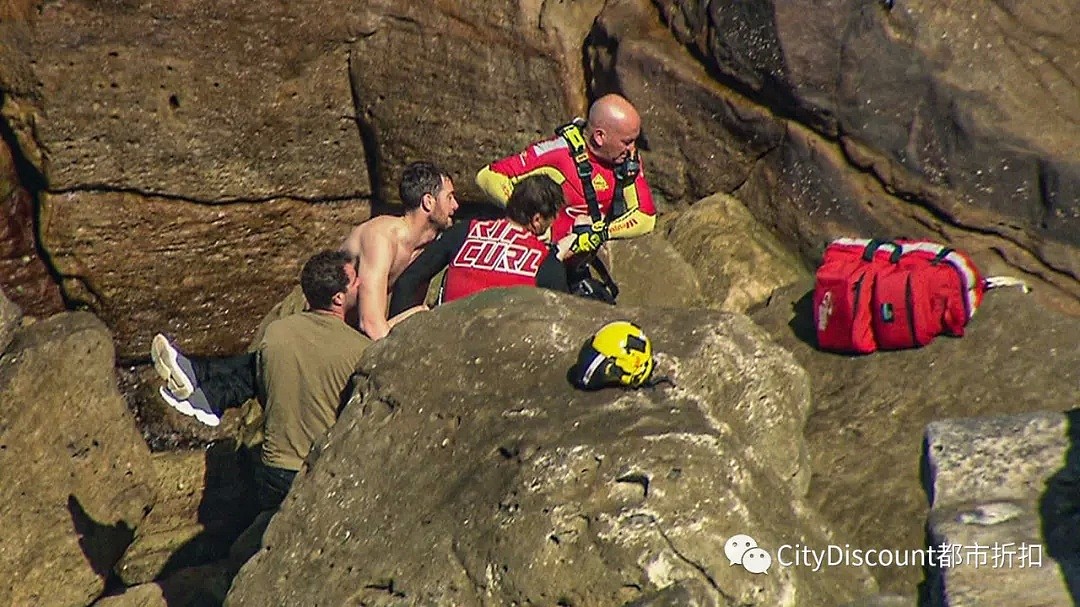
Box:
569;342;620;390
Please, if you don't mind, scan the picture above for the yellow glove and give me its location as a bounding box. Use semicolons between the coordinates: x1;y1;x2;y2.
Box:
569;221;609;255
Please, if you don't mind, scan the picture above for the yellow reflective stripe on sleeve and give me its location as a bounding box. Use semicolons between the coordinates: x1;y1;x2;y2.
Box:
511;166;569;186
476;166;570;205
607;181;654;238
608;209;656;239
475;166;514;205
622;182;639;211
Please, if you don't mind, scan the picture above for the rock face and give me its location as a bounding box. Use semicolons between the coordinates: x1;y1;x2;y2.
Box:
0;0;608;357
227;289;876;606
17;1;370;200
589;0;786;208
652;0;1080;302
0;137;65;317
346;0;580;203
1;0;374;357
0;287;20;354
925;412;1080;606
607;230;705;309
114;446;257;587
3;0;1076;356
92;562;235;607
667;193;809;313
42;192;369;358
752;284;1080;593
0;312;157;607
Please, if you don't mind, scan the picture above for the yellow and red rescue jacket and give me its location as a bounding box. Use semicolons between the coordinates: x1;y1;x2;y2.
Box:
475;135;657;241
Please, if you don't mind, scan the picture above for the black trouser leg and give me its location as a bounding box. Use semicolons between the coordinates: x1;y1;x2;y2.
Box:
565;257;591;284
253;462;297;511
190;352;258;411
565;256;616;304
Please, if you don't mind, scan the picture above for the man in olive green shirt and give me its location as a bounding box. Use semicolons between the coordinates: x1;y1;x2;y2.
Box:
254;249;371;511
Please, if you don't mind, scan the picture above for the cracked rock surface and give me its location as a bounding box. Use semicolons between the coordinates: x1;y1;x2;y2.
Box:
925;411;1080;606
753;284;1080;594
41;191;371;358
1;0;378;357
2;0;1077;358
227;289;876;606
0;311;157;607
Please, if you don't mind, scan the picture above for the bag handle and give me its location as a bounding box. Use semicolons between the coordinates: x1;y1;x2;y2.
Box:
862;239;903;263
931;248;954;265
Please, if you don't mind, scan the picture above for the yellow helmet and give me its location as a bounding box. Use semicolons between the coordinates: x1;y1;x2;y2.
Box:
571;321;655;389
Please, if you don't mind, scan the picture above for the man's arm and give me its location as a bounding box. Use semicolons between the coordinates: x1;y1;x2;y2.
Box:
607;165;657;239
341;225;364;258
388;221;469;317
475;138;570;205
475;166;514;206
357;230;395;340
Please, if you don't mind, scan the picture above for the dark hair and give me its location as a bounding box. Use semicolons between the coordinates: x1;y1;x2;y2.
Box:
399;161;449;210
506;175;564;224
300;250;353;311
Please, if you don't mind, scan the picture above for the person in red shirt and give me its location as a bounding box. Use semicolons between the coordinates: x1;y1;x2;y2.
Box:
474;94;656;247
389;175;570;315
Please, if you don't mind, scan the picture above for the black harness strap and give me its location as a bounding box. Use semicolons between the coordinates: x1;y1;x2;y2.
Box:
555;119;604;224
588;254;620;301
555;119;621;302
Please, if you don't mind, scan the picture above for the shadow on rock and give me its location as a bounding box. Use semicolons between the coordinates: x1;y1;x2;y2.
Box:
68;494;135;588
94;441;262;606
785;288;817;349
1039;408;1080;605
158;443;261;606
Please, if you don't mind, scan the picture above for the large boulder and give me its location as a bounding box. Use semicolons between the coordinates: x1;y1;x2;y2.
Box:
91;562;234;607
924;412;1078;606
667;193;809;313
0;312;157;607
227;289;875;606
607;228;705;309
752;284;1080;593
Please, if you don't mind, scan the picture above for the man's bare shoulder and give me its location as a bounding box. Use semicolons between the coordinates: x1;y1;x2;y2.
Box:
361;215;409;241
345;215;407;255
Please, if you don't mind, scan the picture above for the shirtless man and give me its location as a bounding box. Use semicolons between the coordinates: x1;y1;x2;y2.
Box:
152;161;457;425
343;160;458;339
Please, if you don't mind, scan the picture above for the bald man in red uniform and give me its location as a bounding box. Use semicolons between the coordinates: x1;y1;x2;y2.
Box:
475;94;657;246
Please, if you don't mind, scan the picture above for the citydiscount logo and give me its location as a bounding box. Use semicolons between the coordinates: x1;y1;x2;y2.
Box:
725;534;772;574
726;533;1045;574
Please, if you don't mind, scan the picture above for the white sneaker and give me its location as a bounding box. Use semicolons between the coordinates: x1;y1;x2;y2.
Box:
158;386;221;427
151;334;197;399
